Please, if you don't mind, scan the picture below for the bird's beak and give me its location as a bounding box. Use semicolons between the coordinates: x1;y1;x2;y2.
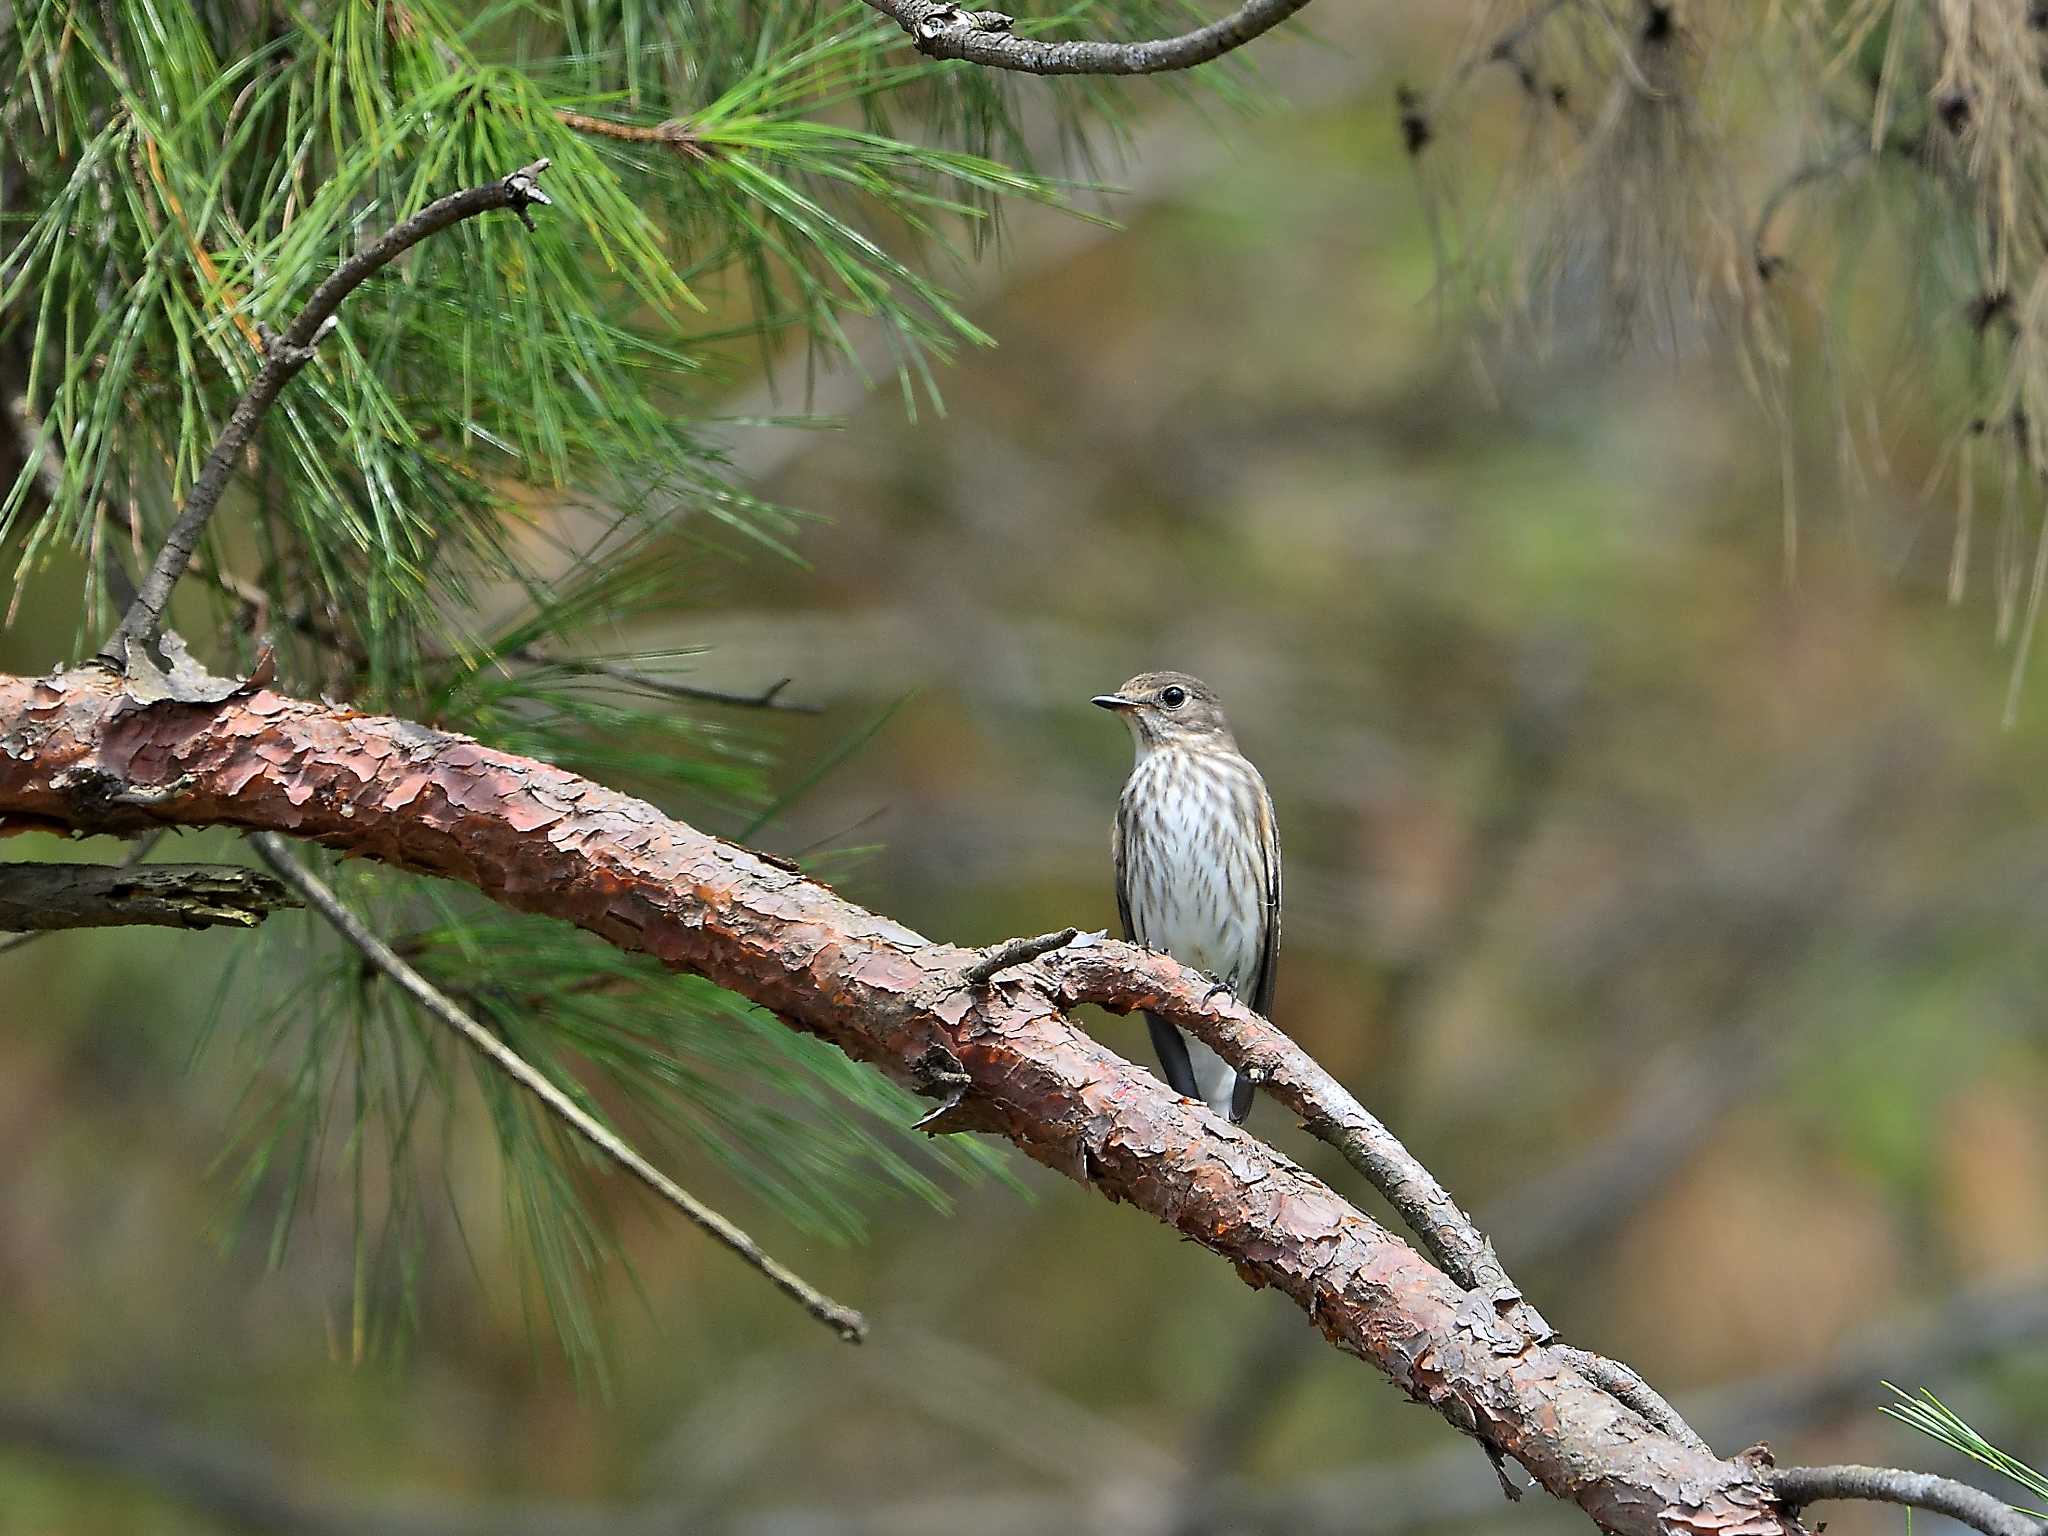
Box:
1091;694;1135;712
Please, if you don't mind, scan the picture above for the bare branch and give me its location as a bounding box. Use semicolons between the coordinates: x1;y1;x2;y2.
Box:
0;665;1778;1534
1046;941;1553;1344
102;161;555;663
857;0;1317;77
0;829;169;957
3;381;65;510
6;665;2030;1536
552;109;712;161
246;831;867;1345
0;860;294;933
1556;1348;1712;1456
515;650;820;712
1769;1464;2046;1536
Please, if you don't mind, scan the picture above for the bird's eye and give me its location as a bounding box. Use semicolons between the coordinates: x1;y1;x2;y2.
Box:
1159;685;1187;709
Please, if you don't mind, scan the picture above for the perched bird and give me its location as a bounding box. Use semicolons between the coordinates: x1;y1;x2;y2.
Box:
1093;671;1281;1122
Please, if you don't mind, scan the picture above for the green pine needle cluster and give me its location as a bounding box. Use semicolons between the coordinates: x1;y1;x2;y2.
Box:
1884;1386;2048;1516
209;882;1014;1380
0;0;1086;674
0;0;1183;1365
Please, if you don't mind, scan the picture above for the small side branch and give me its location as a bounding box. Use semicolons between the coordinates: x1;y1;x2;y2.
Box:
0;861;295;933
552;109;713;162
858;0;1316;76
1770;1464;2046;1536
102;161;555;664
1555;1347;1711;1455
966;927;1080;985
523;650;820;712
247;831;867;1344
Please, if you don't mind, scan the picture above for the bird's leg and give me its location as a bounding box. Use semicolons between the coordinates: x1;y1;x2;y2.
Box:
1195;970;1235;1009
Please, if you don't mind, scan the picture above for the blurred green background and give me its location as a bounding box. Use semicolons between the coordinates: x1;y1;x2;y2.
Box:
5;6;2048;1535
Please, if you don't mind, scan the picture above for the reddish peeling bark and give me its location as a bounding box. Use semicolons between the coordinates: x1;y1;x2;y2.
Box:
0;666;1795;1536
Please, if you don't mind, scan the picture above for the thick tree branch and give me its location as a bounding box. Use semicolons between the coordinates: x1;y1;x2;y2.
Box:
0;859;294;932
0;664;2008;1536
102;161;554;663
859;0;1316;76
245;831;864;1343
0;665;1776;1535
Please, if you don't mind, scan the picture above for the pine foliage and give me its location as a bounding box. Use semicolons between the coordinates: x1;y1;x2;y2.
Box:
0;0;1143;1364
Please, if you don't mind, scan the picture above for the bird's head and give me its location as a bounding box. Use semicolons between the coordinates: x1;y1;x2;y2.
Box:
1091;671;1237;753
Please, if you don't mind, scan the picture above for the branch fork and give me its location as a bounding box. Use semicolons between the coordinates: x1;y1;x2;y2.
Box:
101;159;555;667
6;667;2042;1534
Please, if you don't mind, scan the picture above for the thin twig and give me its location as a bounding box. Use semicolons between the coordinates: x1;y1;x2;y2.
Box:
102;161;555;663
1770;1464;2047;1536
1556;1347;1711;1455
247;831;867;1344
856;0;1316;75
2;383;66;508
966;926;1080;985
114;558;817;713
552;109;712;161
518;649;820;712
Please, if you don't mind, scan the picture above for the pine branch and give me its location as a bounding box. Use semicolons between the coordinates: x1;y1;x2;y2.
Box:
1043;941;1549;1340
7;665;2036;1536
101;161;557;665
0;664;1831;1536
859;0;1317;75
246;832;867;1345
1769;1465;2045;1536
0;861;295;933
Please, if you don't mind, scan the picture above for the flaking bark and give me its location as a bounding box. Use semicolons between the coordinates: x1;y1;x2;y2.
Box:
0;666;1799;1536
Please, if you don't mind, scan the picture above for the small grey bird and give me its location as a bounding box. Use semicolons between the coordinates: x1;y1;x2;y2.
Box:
1093;671;1281;1123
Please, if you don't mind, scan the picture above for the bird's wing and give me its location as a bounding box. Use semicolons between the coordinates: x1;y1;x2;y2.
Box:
1228;780;1280;1124
1248;777;1281;1019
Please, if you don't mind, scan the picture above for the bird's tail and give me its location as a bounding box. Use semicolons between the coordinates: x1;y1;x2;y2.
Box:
1144;1013;1252;1123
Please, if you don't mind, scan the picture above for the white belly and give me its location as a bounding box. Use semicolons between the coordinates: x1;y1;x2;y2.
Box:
1118;748;1274;1116
1120;752;1268;992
